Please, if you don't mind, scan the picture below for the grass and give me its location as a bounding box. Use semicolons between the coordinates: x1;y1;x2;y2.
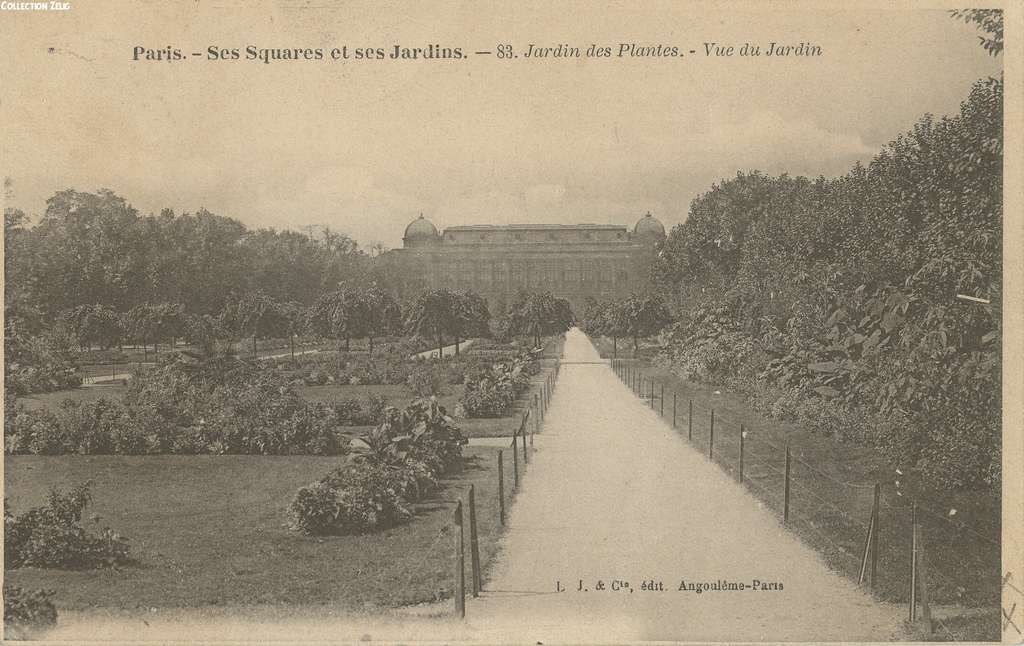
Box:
3;446;523;612
597;338;1000;642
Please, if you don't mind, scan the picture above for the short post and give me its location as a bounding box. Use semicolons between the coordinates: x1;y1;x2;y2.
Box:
858;505;875;586
738;424;745;482
688;399;693;440
468;485;482;597
649;379;654;409
497;451;505;525
870;482;880;588
522;414;529;464
916;519;932;633
672;393;677;428
909;501;917;622
784;445;792;523
709;409;715;459
512;435;519;490
660;384;664;416
453;500;466;618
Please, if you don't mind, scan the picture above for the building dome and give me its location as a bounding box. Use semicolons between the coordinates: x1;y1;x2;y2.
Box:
633;212;666;239
404;214;439;246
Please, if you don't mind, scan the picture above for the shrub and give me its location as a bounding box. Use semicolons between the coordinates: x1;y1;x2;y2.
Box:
288;462;412;535
460;354;534;418
3;585;58;640
5;483;131;569
406;363;445;396
289;398;466;535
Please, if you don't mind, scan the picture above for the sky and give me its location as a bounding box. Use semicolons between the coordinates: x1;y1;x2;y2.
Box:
2;1;1003;249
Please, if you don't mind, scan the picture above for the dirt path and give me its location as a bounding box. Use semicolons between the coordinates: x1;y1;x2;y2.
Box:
461;328;906;642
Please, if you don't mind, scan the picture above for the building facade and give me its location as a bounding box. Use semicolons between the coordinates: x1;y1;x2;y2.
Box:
387;213;665;314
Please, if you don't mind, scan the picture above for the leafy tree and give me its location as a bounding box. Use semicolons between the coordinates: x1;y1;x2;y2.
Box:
353;287;403;352
449;290;490;356
404;288;460;357
506;291;574;348
221;291;290;358
950;9;1003;56
620;294;671;352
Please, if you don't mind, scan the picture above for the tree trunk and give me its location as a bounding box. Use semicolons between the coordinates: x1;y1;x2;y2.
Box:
143;343;148;362
437;331;444;358
454;334;460;356
369;336;374;352
613;336;617;358
290;335;295;360
633;335;638;353
252;333;257;359
345;336;350;352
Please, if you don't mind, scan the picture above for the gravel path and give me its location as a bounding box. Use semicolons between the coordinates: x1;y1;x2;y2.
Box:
461;328;906;642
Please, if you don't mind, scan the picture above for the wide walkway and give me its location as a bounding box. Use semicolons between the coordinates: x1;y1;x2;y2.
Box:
462;328;904;642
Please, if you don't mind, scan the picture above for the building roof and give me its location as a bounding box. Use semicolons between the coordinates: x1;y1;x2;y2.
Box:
445;223;628;232
404;214;439;239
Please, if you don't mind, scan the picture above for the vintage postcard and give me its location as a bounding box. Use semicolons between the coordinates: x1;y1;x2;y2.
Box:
1;1;1020;643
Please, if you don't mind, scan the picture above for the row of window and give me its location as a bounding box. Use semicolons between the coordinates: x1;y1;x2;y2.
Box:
428;261;629;287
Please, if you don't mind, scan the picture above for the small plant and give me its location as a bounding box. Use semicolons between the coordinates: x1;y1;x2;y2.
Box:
3;585;58;640
4;483;131;569
406;363;444;397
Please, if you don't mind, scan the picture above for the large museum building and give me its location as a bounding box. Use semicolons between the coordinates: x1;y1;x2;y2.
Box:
388;213;666;313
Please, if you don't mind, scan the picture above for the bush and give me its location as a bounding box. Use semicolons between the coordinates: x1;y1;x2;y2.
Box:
460;353;534;418
288;462;413;535
5;483;131;569
3;585;58;640
406;363;445;396
289;398;466;535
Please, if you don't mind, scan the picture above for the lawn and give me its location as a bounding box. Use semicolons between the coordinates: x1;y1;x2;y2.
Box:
602;347;1000;641
3;446;524;612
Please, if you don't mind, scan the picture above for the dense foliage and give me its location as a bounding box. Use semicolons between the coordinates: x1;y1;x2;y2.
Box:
581;294;671;354
288;398;466;534
4;354;350;455
404;288;491;357
3;585;58;640
4;483;131;569
503;290;574;347
460;350;540;418
651;75;1003;491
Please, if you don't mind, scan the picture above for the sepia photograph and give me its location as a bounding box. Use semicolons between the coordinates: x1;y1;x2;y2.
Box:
1;1;1020;643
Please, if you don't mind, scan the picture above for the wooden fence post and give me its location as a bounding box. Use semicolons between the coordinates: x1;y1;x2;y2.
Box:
672;393;677;428
784;445;791;524
739;424;745;482
649;379;654;409
522;413;529;463
916;519;933;634
468;485;482;597
688;399;693;440
910;501;917;622
858;503;876;586
871;483;880;589
660;384;664;416
498;450;505;525
512;435;519;490
709;409;715;459
453;500;465;618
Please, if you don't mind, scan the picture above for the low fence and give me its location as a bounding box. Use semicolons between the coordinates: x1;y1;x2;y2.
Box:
449;356;561;617
611;358;1000;641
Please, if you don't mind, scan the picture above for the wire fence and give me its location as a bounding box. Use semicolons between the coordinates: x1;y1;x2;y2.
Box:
612;357;1001;640
449;355;561;616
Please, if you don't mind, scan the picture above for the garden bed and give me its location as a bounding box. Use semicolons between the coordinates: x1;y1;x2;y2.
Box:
3;447;512;611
